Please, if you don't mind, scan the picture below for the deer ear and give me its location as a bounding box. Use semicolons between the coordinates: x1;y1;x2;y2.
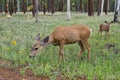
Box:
105;21;108;23
43;36;49;43
110;21;114;23
35;33;40;41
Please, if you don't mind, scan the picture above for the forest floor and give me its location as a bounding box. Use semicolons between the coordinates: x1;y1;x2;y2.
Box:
0;58;84;80
0;58;50;80
0;68;44;80
0;67;85;80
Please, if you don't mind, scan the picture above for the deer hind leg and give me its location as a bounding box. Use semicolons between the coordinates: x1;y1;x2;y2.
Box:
59;41;64;64
78;41;85;59
98;29;102;35
82;40;91;61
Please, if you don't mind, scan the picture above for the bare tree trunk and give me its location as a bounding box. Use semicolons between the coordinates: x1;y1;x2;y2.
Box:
104;0;109;15
22;0;26;14
59;0;64;11
51;0;55;14
80;0;83;12
9;0;12;15
4;0;8;13
43;0;46;14
84;2;88;12
32;0;35;17
47;0;50;12
88;0;94;16
114;0;120;22
26;0;28;11
101;0;104;15
67;0;70;20
17;0;20;12
14;0;17;13
97;0;101;16
35;0;39;23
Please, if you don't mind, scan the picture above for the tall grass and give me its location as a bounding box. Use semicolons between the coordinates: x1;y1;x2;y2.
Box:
0;12;120;80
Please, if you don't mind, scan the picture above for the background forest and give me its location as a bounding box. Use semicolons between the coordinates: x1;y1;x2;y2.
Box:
0;0;120;80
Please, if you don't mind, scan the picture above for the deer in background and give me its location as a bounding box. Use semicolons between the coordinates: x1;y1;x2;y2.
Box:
98;21;113;37
30;25;92;64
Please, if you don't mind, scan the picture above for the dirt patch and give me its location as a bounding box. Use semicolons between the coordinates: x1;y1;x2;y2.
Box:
0;68;49;80
0;67;88;80
0;59;87;80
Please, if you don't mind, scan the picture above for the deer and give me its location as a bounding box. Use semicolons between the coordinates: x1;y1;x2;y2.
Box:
30;25;92;64
98;21;113;37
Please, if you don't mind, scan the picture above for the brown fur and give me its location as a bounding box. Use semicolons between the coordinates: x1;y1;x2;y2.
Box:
98;21;113;37
30;25;92;64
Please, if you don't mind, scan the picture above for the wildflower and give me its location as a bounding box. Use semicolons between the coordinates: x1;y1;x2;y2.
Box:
11;40;16;45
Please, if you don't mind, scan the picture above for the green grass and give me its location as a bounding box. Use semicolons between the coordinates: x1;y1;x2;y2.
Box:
0;12;120;80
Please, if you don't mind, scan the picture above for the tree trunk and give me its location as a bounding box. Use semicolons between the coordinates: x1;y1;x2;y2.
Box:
35;0;39;23
4;0;8;13
67;0;70;20
22;0;26;14
32;0;35;17
9;0;12;15
101;0;104;15
114;0;120;22
80;0;83;12
97;0;101;16
43;0;46;14
47;0;50;12
26;0;28;11
104;0;109;15
14;0;17;13
59;0;64;11
51;0;55;14
88;0;94;16
17;0;20;12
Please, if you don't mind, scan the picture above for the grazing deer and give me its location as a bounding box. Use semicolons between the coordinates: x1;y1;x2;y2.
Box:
98;21;113;37
30;25;92;63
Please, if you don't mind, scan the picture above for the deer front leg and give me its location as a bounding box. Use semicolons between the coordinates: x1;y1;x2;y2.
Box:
105;31;109;38
59;41;64;64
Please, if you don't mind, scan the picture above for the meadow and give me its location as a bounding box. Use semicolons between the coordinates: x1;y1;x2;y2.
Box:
0;12;120;80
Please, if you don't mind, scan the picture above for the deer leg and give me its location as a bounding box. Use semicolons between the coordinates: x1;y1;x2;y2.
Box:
105;31;109;38
78;41;85;59
98;30;100;34
59;41;64;64
83;40;91;61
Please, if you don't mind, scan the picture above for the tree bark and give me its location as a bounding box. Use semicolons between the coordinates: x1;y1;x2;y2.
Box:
9;0;12;15
14;0;17;13
4;0;8;13
104;0;109;15
35;0;39;23
43;0;46;14
22;0;26;14
114;0;120;22
32;0;35;17
59;0;64;11
67;0;70;20
101;0;104;15
97;0;101;16
80;0;83;12
88;0;94;16
51;0;55;14
47;0;50;12
17;0;20;12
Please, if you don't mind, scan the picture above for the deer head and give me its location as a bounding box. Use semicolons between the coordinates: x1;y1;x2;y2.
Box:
105;21;114;25
29;33;49;58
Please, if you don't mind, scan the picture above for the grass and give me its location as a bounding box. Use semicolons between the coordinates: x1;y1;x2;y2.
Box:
0;12;120;80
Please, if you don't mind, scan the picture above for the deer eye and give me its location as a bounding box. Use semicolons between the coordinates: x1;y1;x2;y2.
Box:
35;48;38;50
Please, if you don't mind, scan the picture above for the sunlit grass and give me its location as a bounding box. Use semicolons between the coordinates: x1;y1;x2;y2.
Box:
0;12;120;80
